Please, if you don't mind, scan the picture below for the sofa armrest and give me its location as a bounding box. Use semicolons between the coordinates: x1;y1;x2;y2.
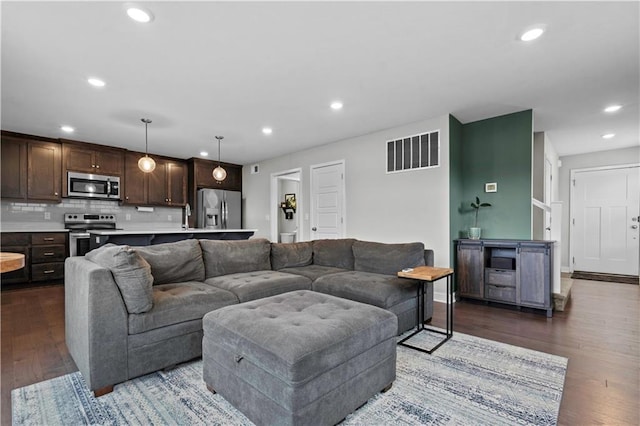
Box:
65;257;128;392
424;249;434;267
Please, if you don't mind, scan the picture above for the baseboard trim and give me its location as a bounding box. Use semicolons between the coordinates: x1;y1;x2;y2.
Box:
434;291;456;304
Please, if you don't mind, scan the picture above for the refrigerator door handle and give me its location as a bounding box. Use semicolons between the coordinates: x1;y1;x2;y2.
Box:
222;201;227;228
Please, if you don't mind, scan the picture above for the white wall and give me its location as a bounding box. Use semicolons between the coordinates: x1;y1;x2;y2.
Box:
243;114;451;272
558;146;640;270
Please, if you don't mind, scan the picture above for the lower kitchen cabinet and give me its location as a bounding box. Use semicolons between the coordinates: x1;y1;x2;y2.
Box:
455;239;554;317
0;231;69;287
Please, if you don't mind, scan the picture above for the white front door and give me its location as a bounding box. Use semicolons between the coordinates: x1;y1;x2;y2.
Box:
310;161;345;239
572;165;640;275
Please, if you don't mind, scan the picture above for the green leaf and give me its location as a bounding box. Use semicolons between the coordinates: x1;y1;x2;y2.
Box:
480;203;491;207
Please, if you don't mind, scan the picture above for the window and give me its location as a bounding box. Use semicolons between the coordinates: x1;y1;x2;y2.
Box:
386;130;439;173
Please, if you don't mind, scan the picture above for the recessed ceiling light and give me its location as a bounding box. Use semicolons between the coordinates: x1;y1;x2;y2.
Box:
520;27;545;42
330;101;343;110
602;133;616;139
61;125;74;133
127;7;153;23
262;127;273;135
604;105;622;113
200;151;208;157
87;77;105;87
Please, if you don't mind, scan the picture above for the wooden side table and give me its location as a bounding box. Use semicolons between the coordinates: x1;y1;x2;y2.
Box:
0;252;26;273
397;265;454;354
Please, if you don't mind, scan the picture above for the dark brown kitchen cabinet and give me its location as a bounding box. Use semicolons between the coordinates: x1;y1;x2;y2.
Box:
123;152;148;205
62;142;124;175
192;158;242;192
1;135;27;199
0;231;68;287
123;153;186;207
1;132;61;202
455;239;554;317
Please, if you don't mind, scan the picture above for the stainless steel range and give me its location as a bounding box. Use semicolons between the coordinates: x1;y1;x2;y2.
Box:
65;213;117;256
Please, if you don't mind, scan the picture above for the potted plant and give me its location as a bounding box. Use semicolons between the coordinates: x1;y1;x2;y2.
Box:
469;196;491;239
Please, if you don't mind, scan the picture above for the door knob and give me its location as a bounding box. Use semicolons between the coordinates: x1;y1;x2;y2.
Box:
312;227;317;231
632;225;638;229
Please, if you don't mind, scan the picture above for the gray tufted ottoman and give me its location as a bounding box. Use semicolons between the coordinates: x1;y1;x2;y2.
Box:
202;290;397;426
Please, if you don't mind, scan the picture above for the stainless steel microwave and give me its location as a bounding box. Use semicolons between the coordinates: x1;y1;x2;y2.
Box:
67;171;120;199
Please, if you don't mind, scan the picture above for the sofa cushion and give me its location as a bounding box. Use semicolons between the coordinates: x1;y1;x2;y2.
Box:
271;242;313;270
128;281;239;334
204;270;311;302
278;265;349;281
312;238;356;269
353;240;425;275
86;243;154;314
135;239;205;285
201;238;272;278
313;271;418;310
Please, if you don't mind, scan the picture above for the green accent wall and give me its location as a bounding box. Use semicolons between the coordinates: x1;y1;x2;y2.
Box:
451;110;533;240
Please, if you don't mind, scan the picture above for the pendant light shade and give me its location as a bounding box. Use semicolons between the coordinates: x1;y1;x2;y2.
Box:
138;118;156;173
213;135;227;182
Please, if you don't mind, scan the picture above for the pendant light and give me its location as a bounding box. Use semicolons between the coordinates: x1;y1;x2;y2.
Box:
212;135;227;182
138;118;156;173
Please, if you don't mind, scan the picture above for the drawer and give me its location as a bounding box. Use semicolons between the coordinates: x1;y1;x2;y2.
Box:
31;244;66;263
31;262;64;281
31;233;66;245
486;284;516;303
485;268;516;287
1;233;29;246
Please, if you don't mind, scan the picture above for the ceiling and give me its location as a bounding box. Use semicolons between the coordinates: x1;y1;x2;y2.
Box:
2;2;638;165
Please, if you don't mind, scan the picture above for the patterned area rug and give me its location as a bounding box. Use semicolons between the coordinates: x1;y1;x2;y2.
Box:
571;270;639;285
12;331;567;425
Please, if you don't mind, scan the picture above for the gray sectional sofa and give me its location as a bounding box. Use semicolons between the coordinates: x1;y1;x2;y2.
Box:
65;237;434;396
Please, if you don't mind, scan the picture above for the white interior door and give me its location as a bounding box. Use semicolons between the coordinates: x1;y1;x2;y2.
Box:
572;165;640;275
544;157;553;240
310;161;345;239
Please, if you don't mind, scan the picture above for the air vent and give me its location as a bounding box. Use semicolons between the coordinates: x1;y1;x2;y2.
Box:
386;130;439;173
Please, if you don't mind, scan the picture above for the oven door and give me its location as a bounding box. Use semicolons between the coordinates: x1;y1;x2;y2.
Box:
69;232;91;257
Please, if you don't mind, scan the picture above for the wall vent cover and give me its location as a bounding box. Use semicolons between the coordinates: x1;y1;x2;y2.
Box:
386;130;439;173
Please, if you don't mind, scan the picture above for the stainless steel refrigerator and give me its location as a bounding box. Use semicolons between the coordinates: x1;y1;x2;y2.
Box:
197;188;242;229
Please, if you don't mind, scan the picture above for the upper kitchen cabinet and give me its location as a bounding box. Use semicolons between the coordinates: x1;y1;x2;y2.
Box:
190;158;242;191
1;131;61;202
62;141;124;176
123;153;187;207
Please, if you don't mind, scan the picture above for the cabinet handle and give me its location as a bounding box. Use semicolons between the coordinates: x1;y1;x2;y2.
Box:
92;164;95;168
43;270;55;274
43;252;55;256
96;165;100;169
43;238;54;241
165;198;168;202
54;192;59;196
168;198;171;202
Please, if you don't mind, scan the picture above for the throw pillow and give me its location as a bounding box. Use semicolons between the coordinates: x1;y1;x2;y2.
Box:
313;239;356;269
200;238;271;278
86;244;154;314
271;242;313;270
135;239;205;285
353;240;425;276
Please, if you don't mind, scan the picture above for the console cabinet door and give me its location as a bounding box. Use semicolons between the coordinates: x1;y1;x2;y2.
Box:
519;244;550;308
456;241;485;299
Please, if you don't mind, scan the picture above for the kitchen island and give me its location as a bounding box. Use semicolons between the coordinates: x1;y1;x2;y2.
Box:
89;228;256;249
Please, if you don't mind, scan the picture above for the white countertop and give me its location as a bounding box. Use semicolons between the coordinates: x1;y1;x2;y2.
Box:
1;225;69;233
89;229;257;236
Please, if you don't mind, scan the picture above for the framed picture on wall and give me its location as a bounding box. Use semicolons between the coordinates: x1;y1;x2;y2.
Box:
285;193;297;211
485;182;497;192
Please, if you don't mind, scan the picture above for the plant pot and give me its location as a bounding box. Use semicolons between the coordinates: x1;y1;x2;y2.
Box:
468;227;482;240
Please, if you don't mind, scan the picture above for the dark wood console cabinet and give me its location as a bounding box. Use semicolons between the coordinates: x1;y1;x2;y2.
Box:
455;239;554;317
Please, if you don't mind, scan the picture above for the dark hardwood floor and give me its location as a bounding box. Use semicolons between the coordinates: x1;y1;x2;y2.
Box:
1;279;638;425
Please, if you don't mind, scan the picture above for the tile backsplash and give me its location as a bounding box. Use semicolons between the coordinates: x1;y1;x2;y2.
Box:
1;199;184;230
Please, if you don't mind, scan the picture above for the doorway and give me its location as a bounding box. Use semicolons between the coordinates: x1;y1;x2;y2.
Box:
270;169;302;243
310;160;346;240
570;164;639;276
